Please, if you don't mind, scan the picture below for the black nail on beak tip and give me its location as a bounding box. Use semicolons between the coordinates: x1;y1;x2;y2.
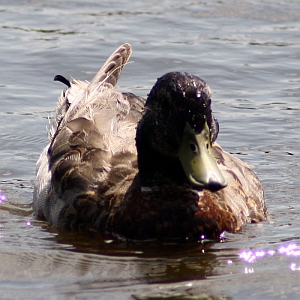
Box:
207;179;227;192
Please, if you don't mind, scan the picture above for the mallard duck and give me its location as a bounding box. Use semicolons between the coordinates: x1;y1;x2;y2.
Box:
33;43;266;241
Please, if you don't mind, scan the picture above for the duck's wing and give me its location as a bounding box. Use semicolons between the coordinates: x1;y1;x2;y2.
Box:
48;43;133;140
212;143;266;230
33;43;144;230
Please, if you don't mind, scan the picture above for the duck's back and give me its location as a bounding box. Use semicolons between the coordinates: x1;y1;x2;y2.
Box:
33;43;145;230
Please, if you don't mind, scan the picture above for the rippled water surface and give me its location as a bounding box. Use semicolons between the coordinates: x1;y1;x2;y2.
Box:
1;0;300;299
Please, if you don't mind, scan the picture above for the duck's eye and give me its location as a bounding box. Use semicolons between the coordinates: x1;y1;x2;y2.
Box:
190;143;197;154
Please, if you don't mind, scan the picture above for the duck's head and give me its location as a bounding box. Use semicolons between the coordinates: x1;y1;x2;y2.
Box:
136;72;227;192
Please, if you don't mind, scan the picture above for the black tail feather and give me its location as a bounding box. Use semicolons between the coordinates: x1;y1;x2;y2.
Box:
54;75;71;88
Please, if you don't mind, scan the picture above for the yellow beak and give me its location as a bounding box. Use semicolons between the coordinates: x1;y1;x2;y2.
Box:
178;122;227;191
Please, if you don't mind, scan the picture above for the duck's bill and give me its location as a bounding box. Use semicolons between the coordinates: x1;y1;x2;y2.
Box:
178;122;227;192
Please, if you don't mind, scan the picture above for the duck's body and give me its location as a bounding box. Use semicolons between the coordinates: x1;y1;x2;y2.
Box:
33;43;266;241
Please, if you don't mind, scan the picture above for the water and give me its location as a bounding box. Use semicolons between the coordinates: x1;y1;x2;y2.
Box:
0;0;300;299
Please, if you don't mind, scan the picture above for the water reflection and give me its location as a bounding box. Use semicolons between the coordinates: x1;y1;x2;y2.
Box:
41;228;224;281
42;229;234;299
0;220;233;299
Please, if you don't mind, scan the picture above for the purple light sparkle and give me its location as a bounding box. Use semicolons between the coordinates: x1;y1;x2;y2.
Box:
0;189;7;204
239;242;300;265
290;263;300;271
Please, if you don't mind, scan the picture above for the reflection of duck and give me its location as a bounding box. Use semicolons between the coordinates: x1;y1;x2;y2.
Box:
33;43;266;241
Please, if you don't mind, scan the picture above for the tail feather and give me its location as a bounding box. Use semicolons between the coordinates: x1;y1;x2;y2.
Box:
88;43;132;91
50;43;133;138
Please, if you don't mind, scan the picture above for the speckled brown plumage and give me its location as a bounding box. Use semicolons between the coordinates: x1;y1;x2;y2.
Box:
33;43;266;241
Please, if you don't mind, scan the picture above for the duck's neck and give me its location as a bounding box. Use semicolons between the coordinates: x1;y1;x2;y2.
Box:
137;148;188;188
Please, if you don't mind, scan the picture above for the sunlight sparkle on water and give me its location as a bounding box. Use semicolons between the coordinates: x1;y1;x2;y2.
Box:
220;231;225;239
245;267;254;274
0;189;7;204
290;263;300;271
239;242;300;271
198;232;225;242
